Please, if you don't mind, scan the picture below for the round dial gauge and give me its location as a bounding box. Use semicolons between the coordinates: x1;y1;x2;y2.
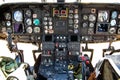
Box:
74;24;79;28
43;22;48;25
110;19;116;26
69;20;73;25
14;11;23;22
26;27;33;33
89;14;96;22
6;21;11;26
69;14;73;18
7;28;12;33
44;17;47;21
34;27;40;33
33;19;40;26
44;26;48;29
5;13;11;20
109;27;116;34
89;22;94;27
45;30;48;34
26;18;32;26
83;22;88;28
74;14;79;19
98;11;108;22
83;15;88;20
111;11;117;19
74;29;78;34
118;28;120;34
74;19;79;24
25;9;32;17
49;22;53;25
49;26;53;29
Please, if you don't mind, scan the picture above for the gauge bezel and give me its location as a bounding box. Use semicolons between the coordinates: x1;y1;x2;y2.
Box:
111;11;118;19
26;26;33;33
25;9;32;17
4;12;11;20
89;14;96;22
34;27;40;33
25;18;32;26
109;27;116;34
13;10;23;22
97;10;109;23
110;19;117;26
83;14;88;21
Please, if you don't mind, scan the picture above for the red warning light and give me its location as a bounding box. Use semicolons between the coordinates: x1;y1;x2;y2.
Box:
61;10;66;14
54;10;59;14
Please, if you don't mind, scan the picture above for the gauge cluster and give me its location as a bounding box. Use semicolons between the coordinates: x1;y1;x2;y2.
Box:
1;3;120;42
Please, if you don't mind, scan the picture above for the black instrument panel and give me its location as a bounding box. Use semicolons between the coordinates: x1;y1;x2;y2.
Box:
0;3;120;42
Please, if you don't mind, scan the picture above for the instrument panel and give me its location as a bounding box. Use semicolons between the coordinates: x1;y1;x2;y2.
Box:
1;3;120;42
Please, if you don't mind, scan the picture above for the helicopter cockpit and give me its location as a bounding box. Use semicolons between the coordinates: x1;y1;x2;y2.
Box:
0;0;120;80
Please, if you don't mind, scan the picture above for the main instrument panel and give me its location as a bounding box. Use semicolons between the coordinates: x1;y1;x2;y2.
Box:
1;3;120;43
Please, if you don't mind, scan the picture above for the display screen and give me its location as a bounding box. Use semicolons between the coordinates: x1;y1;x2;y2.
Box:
70;35;78;42
14;23;23;33
97;23;109;32
45;35;53;42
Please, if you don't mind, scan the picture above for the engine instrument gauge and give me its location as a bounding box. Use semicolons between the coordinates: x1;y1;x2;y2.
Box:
26;18;32;26
83;15;88;20
25;9;32;17
14;10;23;22
110;19;116;26
34;27;40;33
69;20;73;25
44;17;48;21
74;14;79;19
109;27;116;34
49;26;53;29
69;14;73;18
43;22;48;25
111;11;117;19
6;21;11;26
89;14;96;22
26;27;33;33
74;24;79;28
82;22;88;28
89;22;94;27
44;26;48;29
4;13;11;20
98;10;109;22
49;22;52;25
33;19;40;26
74;19;79;24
